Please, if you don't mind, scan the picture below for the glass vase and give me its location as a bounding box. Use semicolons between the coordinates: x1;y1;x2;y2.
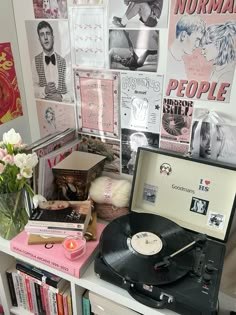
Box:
0;190;29;240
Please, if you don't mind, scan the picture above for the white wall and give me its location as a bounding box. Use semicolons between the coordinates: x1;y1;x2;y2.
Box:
0;0;31;143
12;0;236;145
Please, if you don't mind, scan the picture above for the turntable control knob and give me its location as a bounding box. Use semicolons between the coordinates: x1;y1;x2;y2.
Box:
203;273;212;284
205;263;216;274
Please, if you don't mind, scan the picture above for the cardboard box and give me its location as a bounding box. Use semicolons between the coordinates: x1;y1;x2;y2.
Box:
89;291;140;315
52;151;106;201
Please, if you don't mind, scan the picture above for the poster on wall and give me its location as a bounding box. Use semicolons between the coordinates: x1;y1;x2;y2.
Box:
75;69;120;138
32;0;68;19
190;111;236;163
120;72;163;133
70;6;106;69
160;97;193;144
0;42;23;124
121;128;159;175
109;29;159;72
36;100;76;137
25;19;74;104
166;0;236;103
78;133;121;174
108;0;169;29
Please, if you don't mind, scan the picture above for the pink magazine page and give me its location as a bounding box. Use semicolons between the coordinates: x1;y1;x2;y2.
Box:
166;0;236;103
75;69;120;138
36;100;76;137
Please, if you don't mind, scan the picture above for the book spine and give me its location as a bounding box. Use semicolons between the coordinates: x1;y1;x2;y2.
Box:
12;272;22;308
25;226;83;237
27;220;85;229
17;270;59;294
48;290;58;315
11;246;76;277
67;291;73;315
6;270;18;307
82;292;91;315
40;285;47;314
25;276;34;313
34;283;44;315
18;273;29;310
56;292;65;315
16;263;60;288
29;278;39;315
42;287;51;315
63;292;69;315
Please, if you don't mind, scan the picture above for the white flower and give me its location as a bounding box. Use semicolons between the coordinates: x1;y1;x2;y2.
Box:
3;128;22;146
20;167;33;179
14;152;38;170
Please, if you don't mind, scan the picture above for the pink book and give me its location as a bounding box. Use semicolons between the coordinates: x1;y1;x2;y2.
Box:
10;223;105;278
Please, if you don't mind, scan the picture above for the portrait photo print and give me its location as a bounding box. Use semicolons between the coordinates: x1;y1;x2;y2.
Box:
25;19;74;103
109;29;159;72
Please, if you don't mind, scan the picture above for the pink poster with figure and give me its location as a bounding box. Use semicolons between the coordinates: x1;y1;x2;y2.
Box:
75;69;120;138
166;0;236;103
0;42;23;124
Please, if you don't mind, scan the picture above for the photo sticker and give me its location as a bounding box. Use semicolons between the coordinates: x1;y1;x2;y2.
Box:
190;197;209;215
160;163;172;176
207;212;225;230
143;184;157;204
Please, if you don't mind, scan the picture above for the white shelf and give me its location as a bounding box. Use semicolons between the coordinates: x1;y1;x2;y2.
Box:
0;236;177;315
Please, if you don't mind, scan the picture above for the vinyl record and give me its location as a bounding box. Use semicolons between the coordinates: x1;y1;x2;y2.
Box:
100;212;194;285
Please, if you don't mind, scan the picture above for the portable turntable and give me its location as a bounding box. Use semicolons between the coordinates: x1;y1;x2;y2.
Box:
94;147;236;315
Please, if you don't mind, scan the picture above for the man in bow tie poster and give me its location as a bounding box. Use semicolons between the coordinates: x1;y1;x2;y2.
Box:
26;20;74;103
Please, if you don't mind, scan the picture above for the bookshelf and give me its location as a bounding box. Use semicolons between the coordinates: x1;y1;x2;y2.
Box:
0;236;178;315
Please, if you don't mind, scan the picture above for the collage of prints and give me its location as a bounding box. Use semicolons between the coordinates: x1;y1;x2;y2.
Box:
6;0;236;178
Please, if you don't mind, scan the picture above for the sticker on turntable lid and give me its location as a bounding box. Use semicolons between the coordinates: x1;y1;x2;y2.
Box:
128;232;163;256
207;212;225;230
190;197;209;215
198;178;211;192
160;163;172;176
143;183;157;204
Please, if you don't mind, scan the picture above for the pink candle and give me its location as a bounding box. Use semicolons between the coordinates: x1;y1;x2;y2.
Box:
63;236;86;260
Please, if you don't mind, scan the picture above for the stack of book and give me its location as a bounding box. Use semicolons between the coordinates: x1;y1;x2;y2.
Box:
24;200;92;241
10;222;105;277
6;260;72;314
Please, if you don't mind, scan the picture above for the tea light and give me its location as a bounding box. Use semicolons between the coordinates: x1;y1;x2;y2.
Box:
62;236;86;260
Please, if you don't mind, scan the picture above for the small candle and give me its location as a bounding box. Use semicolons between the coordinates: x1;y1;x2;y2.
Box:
63;236;86;260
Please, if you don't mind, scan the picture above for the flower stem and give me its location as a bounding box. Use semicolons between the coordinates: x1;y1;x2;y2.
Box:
5;191;22;240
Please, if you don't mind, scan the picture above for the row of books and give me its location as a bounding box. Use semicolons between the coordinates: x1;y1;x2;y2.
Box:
6;261;72;315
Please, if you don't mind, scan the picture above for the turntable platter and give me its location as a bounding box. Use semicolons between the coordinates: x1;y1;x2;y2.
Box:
99;212;194;285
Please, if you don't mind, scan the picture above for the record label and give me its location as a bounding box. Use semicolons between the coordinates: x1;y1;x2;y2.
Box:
129;232;163;256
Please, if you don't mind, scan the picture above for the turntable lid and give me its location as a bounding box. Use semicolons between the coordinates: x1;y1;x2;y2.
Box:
130;147;236;242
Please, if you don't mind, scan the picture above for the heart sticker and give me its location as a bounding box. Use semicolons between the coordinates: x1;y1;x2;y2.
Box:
205;180;210;185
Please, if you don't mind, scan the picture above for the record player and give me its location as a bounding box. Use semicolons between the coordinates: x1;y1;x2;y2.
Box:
94;147;236;315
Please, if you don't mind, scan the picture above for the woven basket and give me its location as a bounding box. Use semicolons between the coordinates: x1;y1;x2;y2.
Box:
95;203;129;221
